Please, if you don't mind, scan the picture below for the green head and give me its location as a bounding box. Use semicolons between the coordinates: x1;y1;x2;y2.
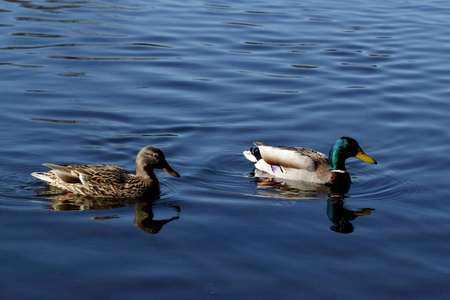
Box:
328;137;377;171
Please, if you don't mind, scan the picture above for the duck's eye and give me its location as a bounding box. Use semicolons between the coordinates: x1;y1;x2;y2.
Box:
147;152;158;158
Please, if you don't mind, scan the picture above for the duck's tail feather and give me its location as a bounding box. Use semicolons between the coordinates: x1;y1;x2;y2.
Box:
243;147;262;163
31;172;54;183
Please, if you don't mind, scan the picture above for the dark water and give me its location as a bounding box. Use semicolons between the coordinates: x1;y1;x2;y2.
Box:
1;0;450;298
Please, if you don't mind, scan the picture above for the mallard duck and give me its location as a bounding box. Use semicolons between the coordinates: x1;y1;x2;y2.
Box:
243;137;376;186
31;146;180;198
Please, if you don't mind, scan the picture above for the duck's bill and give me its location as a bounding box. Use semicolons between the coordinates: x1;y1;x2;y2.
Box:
355;149;377;164
162;165;181;177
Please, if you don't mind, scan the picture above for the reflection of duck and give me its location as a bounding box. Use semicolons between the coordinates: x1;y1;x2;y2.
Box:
247;176;375;234
244;137;376;187
134;201;180;234
31;146;180;198
44;192;133;211
253;169;351;195
327;199;374;234
43;193;180;234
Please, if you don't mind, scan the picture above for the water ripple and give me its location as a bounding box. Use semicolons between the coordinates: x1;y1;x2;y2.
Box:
193;151;434;205
0;43;172;50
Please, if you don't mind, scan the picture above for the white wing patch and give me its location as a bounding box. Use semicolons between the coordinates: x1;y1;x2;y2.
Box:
257;145;317;172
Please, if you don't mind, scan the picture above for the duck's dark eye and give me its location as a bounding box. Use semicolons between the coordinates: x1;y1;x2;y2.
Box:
148;152;158;158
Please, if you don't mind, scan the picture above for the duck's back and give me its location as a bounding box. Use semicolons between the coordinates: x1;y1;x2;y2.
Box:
254;143;328;172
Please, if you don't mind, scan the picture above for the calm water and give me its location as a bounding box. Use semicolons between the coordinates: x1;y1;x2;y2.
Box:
1;0;450;298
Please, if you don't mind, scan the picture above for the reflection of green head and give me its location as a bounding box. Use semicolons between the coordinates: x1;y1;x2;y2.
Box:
328;137;377;171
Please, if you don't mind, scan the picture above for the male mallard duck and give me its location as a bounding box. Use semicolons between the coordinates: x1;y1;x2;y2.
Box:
243;137;376;186
31;146;180;198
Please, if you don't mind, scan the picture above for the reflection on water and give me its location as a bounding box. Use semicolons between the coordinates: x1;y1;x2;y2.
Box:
133;201;180;234
327;199;374;234
3;0;138;15
37;187;180;234
250;170;374;234
252;169;351;195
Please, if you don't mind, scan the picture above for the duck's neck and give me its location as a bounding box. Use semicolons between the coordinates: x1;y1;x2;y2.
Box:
136;164;157;182
328;144;347;172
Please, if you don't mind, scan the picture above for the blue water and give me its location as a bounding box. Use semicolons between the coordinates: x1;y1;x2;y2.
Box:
1;0;450;298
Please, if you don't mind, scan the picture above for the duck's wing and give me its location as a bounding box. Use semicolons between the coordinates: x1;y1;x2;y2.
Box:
70;165;130;186
253;142;328;172
43;163;130;186
42;163;83;183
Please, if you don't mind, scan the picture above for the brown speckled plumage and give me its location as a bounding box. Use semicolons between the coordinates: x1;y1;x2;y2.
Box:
31;146;180;199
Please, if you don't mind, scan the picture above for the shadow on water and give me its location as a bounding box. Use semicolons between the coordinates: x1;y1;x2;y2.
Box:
35;186;181;234
249;169;375;234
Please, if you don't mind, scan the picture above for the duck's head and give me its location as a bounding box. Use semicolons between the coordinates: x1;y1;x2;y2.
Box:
137;146;180;178
328;137;377;171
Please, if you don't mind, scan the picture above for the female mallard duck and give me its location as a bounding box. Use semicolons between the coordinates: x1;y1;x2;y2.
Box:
243;137;376;186
31;146;180;198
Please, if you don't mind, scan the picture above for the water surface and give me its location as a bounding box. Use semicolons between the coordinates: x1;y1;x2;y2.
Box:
1;0;450;299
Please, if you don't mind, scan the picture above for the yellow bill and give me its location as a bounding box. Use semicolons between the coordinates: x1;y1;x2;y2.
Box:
162;165;181;177
355;148;377;164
